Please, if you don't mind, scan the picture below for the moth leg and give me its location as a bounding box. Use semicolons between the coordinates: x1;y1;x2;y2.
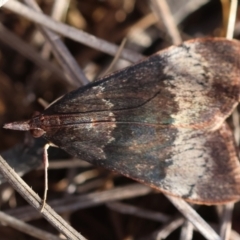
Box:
40;143;58;212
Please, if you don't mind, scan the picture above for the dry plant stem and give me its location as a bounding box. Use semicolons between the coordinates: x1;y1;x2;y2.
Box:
219;203;234;240
0;211;62;240
221;0;231;36
166;196;221;240
150;0;182;44
37;98;49;109
174;0;210;24
155;217;185;240
100;38;127;77
48;159;91;169
226;0;238;39
4;0;143;63
51;0;69;24
107;202;230;239
107;202;193;239
106;201;170;223
0;24;65;80
77;179;106;193
5;183;152;222
126;0;211;39
0;155;87;240
73;169;100;185
180;220;194;240
41;0;70;59
23;0;88;87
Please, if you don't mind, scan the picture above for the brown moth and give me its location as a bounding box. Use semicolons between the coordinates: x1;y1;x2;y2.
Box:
4;38;240;204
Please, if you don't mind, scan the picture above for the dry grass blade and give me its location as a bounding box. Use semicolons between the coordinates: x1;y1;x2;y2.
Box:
100;38;127;77
106;201;171;223
150;0;182;44
0;155;87;240
180;220;194;240
0;211;62;240
219;203;234;240
3;0;143;63
23;0;89;86
167;196;221;240
0;24;65;80
226;0;238;39
174;0;211;24
4;184;152;222
153;217;185;240
40;0;70;59
48;159;91;169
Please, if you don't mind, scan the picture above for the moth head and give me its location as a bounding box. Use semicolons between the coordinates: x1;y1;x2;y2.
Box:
3;112;46;138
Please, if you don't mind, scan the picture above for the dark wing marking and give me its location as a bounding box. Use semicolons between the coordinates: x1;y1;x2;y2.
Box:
43;121;240;204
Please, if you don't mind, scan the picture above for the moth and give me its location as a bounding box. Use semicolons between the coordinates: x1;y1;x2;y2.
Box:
4;38;240;205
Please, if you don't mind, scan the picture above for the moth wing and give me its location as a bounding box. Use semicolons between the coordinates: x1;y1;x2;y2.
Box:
43;121;240;204
44;38;240;130
41;38;240;204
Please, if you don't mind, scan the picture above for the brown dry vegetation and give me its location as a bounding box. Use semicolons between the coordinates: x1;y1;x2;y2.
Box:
0;0;240;239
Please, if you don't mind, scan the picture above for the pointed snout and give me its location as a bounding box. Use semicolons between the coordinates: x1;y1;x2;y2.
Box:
3;120;31;131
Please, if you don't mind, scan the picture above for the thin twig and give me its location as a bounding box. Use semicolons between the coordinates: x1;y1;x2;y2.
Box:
48;159;91;169
41;0;70;59
0;155;87;240
226;0;238;39
3;0;143;63
23;0;89;86
167;196;221;240
155;217;185;240
219;203;234;240
180;220;194;240
221;0;231;37
106;201;170;223
0;211;62;240
174;0;210;24
77;179;106;193
5;183;152;222
73;169;100;185
100;38;127;77
150;0;182;44
0;24;65;81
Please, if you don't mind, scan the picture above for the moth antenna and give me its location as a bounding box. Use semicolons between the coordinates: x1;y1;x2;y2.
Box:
3;121;30;131
40;143;58;212
40;143;50;212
